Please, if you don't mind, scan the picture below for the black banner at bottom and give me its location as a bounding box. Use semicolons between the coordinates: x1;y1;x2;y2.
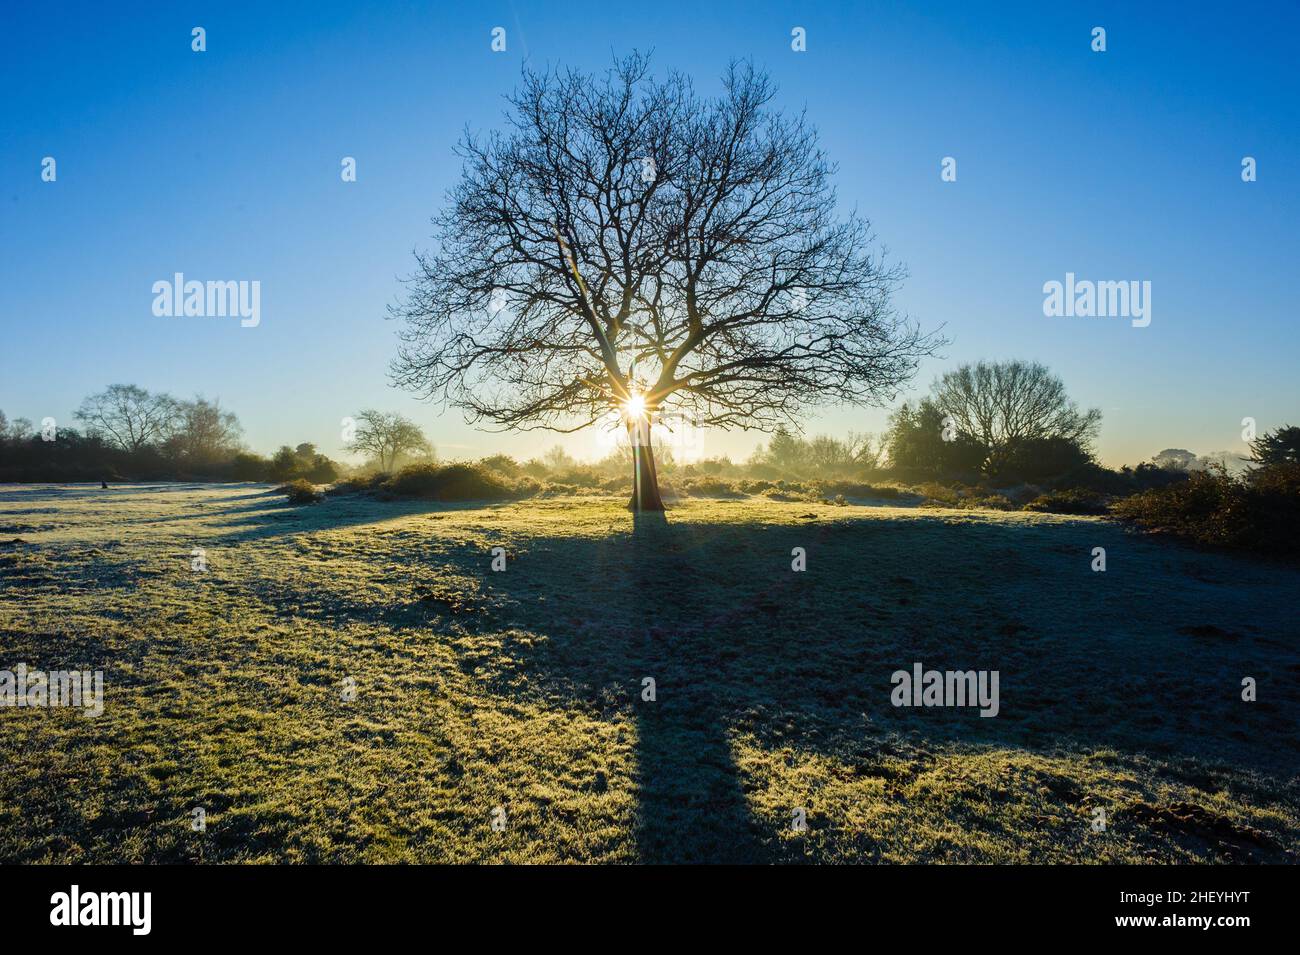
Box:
1;863;1286;939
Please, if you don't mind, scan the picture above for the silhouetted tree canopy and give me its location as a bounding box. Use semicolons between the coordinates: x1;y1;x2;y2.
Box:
1;388;337;483
390;54;940;439
164;397;243;469
886;398;987;478
929;361;1101;475
1250;424;1300;468
75;384;178;453
885;362;1100;481
1151;448;1201;472
272;443;339;483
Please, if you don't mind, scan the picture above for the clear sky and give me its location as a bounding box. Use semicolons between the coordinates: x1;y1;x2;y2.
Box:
2;1;1296;467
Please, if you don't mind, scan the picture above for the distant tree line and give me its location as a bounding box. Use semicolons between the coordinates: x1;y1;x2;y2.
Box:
0;387;440;483
0;385;337;483
4;370;1293;492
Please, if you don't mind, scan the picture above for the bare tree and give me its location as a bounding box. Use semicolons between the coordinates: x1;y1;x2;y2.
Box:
845;431;883;470
0;411;32;446
74;384;178;453
166;397;243;468
930;361;1101;471
542;445;577;472
346;410;432;472
7;417;34;442
1151;448;1201;472
390;54;940;510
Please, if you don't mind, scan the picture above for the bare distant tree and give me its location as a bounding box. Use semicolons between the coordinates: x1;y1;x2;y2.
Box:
166;397;243;468
346;410;432;472
8;417;34;442
1151;448;1201;472
390;54;940;510
604;431;676;472
930;361;1101;470
74;384;178;453
543;445;577;472
0;411;31;445
846;431;884;470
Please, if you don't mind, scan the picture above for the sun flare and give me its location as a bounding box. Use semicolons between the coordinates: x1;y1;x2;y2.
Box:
622;392;647;420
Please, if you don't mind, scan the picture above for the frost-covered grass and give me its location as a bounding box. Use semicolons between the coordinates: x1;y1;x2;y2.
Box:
1;483;1296;863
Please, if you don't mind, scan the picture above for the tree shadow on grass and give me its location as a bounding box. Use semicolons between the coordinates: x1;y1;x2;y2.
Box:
208;496;518;544
192;494;1300;862
622;514;769;862
468;511;1300;861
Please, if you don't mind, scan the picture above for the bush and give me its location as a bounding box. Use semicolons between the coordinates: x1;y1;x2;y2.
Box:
816;481;899;500
271;443;340;483
479;454;523;478
228;452;273;482
325;472;388;496
958;493;1017;511
512;476;542;497
761;485;816;502
1023;488;1110;515
917;482;960;505
993;436;1094;484
1113;464;1300;557
279;479;323;504
304;457;339;483
1127;462;1193;493
382;463;518;501
552;467;602;488
681;478;745;498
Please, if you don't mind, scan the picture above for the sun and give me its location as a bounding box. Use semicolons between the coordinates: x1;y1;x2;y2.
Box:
621;392;647;420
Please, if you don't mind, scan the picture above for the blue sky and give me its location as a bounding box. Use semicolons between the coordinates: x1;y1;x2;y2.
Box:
2;1;1296;467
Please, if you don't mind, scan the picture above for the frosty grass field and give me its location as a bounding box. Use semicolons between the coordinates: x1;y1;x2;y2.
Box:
1;483;1296;863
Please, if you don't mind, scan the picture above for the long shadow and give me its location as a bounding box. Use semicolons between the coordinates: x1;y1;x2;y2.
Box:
622;515;770;862
486;513;1298;855
181;494;1300;861
208;495;518;544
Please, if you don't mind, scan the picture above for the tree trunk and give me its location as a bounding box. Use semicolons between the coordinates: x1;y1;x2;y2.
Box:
627;419;665;512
